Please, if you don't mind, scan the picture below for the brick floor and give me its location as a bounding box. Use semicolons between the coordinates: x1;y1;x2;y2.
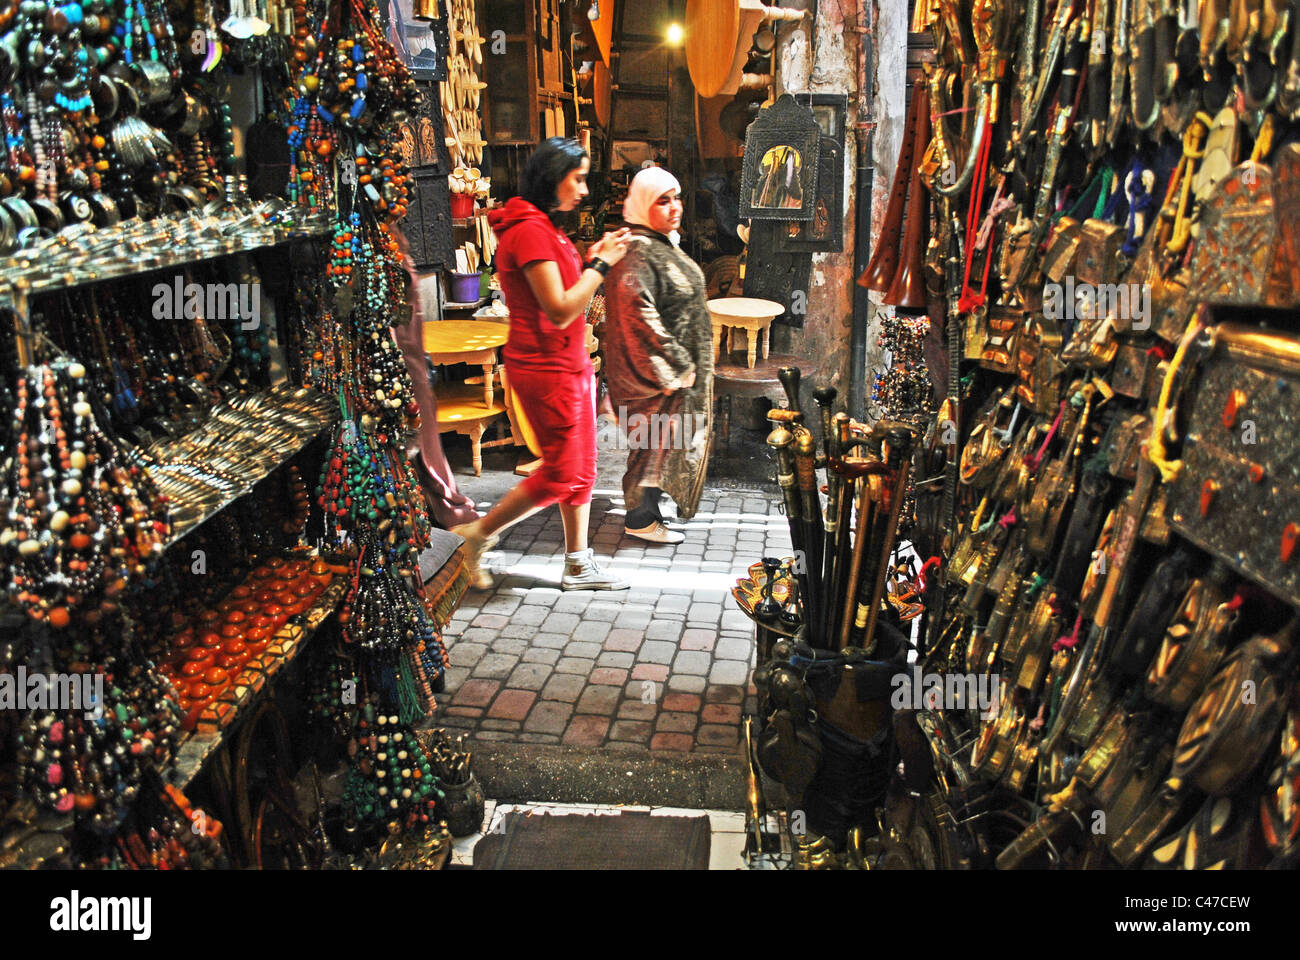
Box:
562;715;610;747
429;480;791;754
487;689;536;721
523;700;572;735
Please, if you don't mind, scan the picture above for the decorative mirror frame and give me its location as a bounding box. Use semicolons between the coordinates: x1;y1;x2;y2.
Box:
738;94;822;221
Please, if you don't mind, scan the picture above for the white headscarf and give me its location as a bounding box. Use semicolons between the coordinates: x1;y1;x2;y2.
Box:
623;166;682;246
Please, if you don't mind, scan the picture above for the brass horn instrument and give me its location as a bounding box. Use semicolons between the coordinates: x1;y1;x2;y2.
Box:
857;79;927;292
883;81;932;310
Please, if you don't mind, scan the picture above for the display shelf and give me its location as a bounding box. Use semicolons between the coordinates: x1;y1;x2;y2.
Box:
157;421;330;549
151;387;338;551
169;575;349;790
0;206;332;303
442;295;490;310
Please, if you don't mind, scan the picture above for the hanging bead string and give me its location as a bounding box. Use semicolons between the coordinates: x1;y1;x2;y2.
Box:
874;311;934;422
339;535;443;724
16;651;182;829
341;700;444;831
3;357;171;629
317;389;429;559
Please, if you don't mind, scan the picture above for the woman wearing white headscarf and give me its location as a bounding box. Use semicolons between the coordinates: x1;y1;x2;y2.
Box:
602;167;713;543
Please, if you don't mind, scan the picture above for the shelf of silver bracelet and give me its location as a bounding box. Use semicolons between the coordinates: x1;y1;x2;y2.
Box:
142;384;339;548
0;200;332;303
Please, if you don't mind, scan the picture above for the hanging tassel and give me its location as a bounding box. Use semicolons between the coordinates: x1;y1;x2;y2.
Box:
393;657;423;725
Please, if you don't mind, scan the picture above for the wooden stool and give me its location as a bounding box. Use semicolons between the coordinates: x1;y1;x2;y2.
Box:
435;382;507;476
707;297;783;369
713;353;802;449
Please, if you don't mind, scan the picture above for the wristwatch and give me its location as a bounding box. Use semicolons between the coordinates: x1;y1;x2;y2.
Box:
583;256;610;276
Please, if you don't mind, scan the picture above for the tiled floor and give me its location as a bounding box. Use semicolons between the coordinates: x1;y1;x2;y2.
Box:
433;481;792;755
450;801;750;870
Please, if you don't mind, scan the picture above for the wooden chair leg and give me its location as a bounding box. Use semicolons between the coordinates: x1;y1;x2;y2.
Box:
469;423;485;476
482;363;494;409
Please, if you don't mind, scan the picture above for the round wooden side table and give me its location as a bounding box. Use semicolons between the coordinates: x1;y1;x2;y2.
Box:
707;297;784;369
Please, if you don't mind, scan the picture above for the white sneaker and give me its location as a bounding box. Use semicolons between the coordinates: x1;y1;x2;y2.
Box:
624;520;686;544
561;549;630;591
450;519;498;590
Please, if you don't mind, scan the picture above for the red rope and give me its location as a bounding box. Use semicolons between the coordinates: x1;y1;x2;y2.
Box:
957;104;996;313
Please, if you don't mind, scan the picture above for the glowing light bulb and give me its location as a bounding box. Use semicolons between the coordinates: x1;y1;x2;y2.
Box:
666;22;684;45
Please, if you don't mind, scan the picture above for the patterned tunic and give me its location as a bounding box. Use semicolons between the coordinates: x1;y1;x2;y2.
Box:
603;227;714;520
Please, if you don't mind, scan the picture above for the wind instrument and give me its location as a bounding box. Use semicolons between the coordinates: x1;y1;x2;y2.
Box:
883;82;932;310
858;80;926;292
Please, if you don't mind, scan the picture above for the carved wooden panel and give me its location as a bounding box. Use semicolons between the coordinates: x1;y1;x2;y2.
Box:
744;219;813;329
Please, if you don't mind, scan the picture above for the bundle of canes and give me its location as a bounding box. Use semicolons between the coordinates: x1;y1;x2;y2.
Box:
843;425;916;652
777;366;827;648
831;453;891;651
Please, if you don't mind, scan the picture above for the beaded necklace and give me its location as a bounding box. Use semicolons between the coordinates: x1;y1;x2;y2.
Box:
317;390;427;558
17;653;182;829
342;702;443;830
2;358;170;628
1;89;30;175
340;536;440;723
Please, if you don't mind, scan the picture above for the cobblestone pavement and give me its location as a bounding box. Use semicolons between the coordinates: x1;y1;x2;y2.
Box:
434;484;792;756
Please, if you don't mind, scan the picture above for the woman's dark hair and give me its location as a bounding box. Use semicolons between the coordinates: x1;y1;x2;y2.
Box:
519;137;588;223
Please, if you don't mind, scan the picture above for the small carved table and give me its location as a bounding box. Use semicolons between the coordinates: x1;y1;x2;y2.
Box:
707;297;784;369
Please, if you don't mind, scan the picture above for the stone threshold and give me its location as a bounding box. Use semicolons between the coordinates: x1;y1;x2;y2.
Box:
452;738;746;810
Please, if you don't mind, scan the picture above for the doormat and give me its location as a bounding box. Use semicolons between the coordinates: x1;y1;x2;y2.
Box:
472;812;711;870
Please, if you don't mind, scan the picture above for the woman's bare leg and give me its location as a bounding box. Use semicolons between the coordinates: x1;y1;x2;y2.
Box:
558;502;590;554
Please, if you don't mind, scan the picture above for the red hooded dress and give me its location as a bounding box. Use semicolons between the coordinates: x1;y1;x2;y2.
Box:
488;197;596;507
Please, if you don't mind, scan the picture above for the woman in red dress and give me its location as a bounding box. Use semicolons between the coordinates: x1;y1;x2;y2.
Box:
452;138;631;591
